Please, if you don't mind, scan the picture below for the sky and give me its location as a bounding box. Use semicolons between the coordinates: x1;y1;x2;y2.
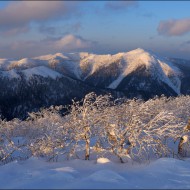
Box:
0;1;190;60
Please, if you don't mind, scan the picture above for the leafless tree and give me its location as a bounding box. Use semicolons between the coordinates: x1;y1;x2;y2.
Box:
64;92;111;160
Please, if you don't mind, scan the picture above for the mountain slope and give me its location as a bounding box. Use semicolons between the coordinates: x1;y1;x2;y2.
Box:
0;49;182;95
0;67;115;120
0;48;190;119
108;49;181;94
169;58;190;95
77;48;182;97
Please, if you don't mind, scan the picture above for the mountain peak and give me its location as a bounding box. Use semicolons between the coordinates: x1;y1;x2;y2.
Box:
108;48;181;94
0;49;183;96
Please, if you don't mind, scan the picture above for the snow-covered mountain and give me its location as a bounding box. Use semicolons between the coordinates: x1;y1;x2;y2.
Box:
77;48;182;97
0;48;189;119
0;48;182;91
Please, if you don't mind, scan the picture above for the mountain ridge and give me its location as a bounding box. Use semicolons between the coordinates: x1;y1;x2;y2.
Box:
0;48;190;119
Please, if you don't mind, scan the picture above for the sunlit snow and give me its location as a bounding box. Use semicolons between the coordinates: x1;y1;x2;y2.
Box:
0;157;190;189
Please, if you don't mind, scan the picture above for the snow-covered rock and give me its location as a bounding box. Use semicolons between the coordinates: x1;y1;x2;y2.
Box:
96;157;111;164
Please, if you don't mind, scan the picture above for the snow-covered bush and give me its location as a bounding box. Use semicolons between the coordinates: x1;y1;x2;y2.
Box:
95;97;186;162
25;107;67;161
0;118;28;164
63;92;112;160
0;93;190;164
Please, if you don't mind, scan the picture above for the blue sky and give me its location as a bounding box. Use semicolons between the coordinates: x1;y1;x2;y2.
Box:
0;1;190;59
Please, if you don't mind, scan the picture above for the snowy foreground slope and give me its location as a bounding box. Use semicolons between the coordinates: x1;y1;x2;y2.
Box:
0;157;190;189
0;94;190;189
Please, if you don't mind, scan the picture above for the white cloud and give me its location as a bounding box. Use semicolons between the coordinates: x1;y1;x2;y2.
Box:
54;35;92;50
158;18;190;36
0;1;79;35
0;34;96;58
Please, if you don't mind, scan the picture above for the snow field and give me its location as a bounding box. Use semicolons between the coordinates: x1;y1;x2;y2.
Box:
0;157;190;189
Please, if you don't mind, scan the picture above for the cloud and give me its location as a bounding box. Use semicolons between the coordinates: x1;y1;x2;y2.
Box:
69;22;82;33
39;26;56;35
52;35;93;50
2;26;30;37
149;36;154;40
0;34;97;58
178;42;190;58
105;1;138;10
39;22;82;36
157;18;190;36
180;40;190;52
0;1;79;35
183;40;190;45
